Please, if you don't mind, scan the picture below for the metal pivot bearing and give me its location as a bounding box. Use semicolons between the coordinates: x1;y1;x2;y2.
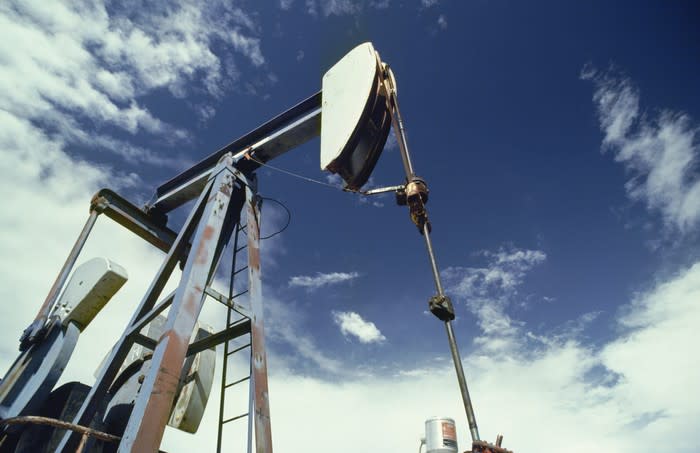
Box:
396;176;431;234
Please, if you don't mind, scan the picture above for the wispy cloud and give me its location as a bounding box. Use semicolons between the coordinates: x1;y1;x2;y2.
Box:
304;0;357;16
289;271;360;290
301;0;395;16
582;65;700;234
325;173;345;188
421;0;439;7
437;14;447;29
264;295;344;374
0;0;268;177
442;247;546;354
384;128;399;151
332;311;386;343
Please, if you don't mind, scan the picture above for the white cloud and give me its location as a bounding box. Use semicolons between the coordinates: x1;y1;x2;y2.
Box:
332;311;386;343
228;29;265;67
168;259;700;453
442;247;546;354
305;0;389;16
437;14;448;29
385;128;399;150
288;271;360;290
583;66;700;233
265;295;344;374
325;173;345;188
0;114;178;372
371;0;391;8
0;0;267;175
422;0;439;7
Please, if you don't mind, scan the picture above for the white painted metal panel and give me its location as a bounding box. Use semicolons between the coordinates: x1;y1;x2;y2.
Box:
320;42;380;171
167;323;216;433
53;257;128;331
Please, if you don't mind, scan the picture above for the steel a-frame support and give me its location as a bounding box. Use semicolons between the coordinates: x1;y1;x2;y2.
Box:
57;154;273;452
245;183;273;453
118;158;239;451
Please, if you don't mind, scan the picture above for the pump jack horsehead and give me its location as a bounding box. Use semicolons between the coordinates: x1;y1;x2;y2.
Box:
0;43;511;453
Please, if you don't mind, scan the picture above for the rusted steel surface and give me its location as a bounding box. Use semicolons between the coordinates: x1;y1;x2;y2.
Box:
186;319;251;357
470;439;514;453
246;181;273;453
76;432;90;453
152;92;321;214
57;168;220;453
119;157;238;452
20;210;99;350
0;415;120;443
91;189;177;253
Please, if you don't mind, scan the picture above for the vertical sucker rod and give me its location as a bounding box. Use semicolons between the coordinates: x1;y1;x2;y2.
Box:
390;85;481;442
389;89;416;177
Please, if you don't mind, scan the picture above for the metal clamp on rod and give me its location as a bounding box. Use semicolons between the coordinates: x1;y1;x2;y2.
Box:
428;294;455;321
396;176;431;234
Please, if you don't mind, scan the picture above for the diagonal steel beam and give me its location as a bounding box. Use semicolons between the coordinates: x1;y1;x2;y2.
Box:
118;155;241;452
56;164;219;453
151;92;321;214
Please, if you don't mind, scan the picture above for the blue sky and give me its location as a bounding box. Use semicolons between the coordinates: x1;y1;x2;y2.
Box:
1;1;699;452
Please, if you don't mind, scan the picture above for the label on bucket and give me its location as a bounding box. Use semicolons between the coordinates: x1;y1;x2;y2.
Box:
442;422;456;440
442;421;457;448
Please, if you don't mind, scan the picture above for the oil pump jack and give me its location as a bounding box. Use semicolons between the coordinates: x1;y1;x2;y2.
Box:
0;43;512;453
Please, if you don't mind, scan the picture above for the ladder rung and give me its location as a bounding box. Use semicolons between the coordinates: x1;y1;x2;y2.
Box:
222;412;249;425
233;265;248;276
232;289;248;299
235;244;247;253
227;317;249;328
225;375;251;389
226;343;251;356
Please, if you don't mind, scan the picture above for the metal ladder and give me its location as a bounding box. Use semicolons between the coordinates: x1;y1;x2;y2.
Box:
216;221;253;453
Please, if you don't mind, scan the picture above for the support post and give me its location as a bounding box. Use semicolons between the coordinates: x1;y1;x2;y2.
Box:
246;177;273;453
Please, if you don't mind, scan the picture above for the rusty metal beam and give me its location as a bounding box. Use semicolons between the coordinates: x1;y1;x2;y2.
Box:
0;415;121;444
131;320;251;358
186;320;251;357
133;333;157;350
91;189;177;253
246;179;273;453
126;291;176;339
118;155;240;452
204;285;252;318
